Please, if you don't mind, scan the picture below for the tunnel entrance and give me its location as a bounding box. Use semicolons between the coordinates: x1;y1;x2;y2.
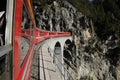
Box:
54;42;62;75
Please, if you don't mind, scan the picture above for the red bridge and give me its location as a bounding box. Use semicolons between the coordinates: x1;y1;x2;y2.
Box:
22;29;71;44
0;0;74;80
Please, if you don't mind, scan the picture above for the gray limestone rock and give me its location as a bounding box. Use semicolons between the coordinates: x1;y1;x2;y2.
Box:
34;0;120;80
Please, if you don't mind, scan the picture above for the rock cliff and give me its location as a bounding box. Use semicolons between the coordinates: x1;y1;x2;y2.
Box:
33;0;120;80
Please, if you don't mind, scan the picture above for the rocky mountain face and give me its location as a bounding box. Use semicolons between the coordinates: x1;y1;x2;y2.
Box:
34;0;120;80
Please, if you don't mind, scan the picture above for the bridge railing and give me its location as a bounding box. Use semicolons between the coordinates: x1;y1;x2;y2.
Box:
22;28;71;37
35;29;71;44
47;46;76;80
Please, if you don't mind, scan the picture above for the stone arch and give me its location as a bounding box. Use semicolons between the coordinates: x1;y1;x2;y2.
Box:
45;36;73;79
65;39;72;45
63;39;72;66
63;39;75;79
54;41;62;73
54;41;62;56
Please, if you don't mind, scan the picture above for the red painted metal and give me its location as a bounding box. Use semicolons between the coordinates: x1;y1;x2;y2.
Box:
14;0;36;80
34;28;71;44
14;0;23;79
23;28;71;45
13;0;71;80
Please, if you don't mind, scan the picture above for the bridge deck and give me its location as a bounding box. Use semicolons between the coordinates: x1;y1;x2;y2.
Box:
31;43;61;80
